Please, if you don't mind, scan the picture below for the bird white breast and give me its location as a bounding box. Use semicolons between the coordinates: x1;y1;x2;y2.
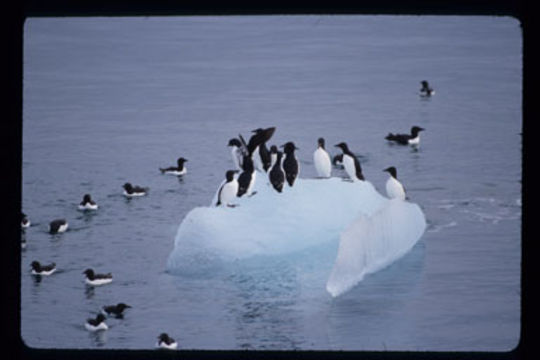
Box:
164;168;186;176
246;171;256;196
32;268;56;276
253;146;265;172
85;322;108;332
231;147;242;171
342;154;357;181
408;136;420;146
86;278;113;286
269;153;277;171
157;341;178;350
313;148;331;178
219;180;239;206
78;203;98;211
385;177;406;200
22;221;30;228
53;223;69;233
123;190;146;197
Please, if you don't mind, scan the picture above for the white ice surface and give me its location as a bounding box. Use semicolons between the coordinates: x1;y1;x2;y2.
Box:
326;198;426;297
167;175;426;296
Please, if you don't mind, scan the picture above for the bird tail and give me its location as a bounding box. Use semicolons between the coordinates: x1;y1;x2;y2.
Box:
385;133;395;141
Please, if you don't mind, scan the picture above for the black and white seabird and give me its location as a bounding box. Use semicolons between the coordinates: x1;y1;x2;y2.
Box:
334;142;365;181
281;142;299;187
269;151;285;193
269;145;278;170
21;212;30;229
385;126;425;146
313;138;332;178
78;194;98;211
245;127;275;172
102;303;131;318
123;182;148;197
31;261;57;276
160;157;188;176
85;313;108;332
420;80;434;97
332;154;344;168
49;219;69;234
157;333;178;350
236;155;257;197
228;138;247;171
216;170;239;207
383;166;407;200
83;268;113;286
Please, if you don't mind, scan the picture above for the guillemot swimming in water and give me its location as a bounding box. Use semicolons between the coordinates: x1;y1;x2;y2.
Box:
420;80;434;97
49;219;69;234
385;126;425;146
236;155;257;197
313;137;331;178
31;261;57;276
159;157;188;176
21;212;30;229
123;183;148;197
383;166;407;200
216;170;239;207
83;268;113;286
78;194;98;211
334;142;365;181
85;313;108;332
269;151;285;193
101;303;131;318
156;333;178;350
282;142;299;187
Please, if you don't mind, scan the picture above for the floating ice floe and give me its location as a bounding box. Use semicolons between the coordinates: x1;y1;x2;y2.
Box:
167;176;426;297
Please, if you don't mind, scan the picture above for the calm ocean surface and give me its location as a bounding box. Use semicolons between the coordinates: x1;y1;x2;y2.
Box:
21;15;521;351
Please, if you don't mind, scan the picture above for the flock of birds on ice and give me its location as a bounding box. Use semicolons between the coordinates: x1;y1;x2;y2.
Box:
21;81;434;350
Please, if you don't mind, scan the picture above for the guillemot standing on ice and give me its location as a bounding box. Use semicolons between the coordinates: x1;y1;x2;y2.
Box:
160;157;188;176
269;145;278;170
216;170;239;207
228;138;246;171
31;261;57;276
236;155;257;197
83;268;113;286
245;127;276;172
420;80;434;97
282;142;299;186
49;219;68;234
332;154;343;168
334;142;365;181
313;138;332;178
157;333;178;350
383;166;407;200
85;313;108;332
385;126;425;146
269;151;285;193
78;194;98;210
123;182;148;197
101;303;131;318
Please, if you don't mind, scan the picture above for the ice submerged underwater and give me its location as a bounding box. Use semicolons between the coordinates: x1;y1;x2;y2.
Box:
166;175;426;297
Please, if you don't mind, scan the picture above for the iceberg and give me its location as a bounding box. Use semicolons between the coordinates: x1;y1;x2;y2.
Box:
326;198;426;297
166;175;426;296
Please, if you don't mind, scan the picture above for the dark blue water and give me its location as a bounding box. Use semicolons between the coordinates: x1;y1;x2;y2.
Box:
21;15;521;351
